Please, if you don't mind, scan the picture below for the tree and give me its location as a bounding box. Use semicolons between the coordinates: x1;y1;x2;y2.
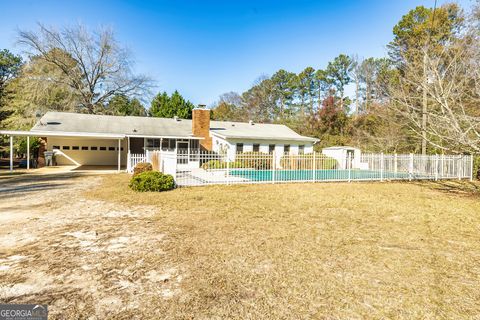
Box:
270;70;296;120
388;4;463;68
150;90;195;119
296;67;317;116
211;92;243;121
326;54;353;110
0;49;22;121
314;69;331;111
17;23;152;113
106;94;147;116
385;20;480;154
241;76;277;123
2;53;80;129
387;4;464;154
306;95;351;147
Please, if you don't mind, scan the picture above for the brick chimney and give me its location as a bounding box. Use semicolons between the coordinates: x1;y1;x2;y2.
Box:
192;107;212;150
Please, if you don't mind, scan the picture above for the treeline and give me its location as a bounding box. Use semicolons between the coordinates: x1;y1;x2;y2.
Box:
1;2;479;158
0;24;196;133
211;2;479;155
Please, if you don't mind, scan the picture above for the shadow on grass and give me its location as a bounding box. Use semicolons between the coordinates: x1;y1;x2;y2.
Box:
413;179;480;197
0;172;88;199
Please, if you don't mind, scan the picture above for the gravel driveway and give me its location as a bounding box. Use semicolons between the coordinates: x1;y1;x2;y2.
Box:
0;172;181;319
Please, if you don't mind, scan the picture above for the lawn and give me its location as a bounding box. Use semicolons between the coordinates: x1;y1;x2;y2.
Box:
84;174;480;319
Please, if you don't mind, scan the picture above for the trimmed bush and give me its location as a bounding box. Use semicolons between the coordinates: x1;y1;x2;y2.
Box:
133;162;153;177
236;152;272;170
201;160;245;170
129;171;175;192
280;154;337;170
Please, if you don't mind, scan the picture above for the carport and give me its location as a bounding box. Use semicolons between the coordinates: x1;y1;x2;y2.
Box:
0;130;126;172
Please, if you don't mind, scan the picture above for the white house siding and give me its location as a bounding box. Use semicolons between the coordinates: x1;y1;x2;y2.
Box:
290;145;299;155
243;143;253;152
210;134;315;162
48;137;128;166
259;144;269;153
212;135;236;160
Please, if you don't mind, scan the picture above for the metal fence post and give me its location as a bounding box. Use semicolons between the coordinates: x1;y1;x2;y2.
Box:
470;154;474;182
312;152;316;183
409;153;414;181
380;153;384;182
458;155;462;180
226;155;230;186
272;150;276;184
347;153;351;182
394;153;398;177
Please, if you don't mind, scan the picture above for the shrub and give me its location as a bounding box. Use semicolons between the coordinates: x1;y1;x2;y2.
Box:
280;154;337;170
129;171;175;192
201;160;245;170
236;152;272;170
133;162;153;177
474;155;480;180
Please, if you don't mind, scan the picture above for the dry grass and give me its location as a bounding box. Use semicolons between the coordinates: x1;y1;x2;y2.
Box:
83;175;480;319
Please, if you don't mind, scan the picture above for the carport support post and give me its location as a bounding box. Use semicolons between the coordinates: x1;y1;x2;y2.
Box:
117;139;121;172
9;136;13;172
127;137;131;172
27;136;30;170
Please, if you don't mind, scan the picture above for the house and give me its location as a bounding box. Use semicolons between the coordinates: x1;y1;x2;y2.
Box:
1;108;318;170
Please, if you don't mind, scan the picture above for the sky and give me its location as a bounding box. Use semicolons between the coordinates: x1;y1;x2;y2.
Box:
0;0;474;106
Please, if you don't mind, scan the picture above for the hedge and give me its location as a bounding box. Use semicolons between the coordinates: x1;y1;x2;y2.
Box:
129;171;175;192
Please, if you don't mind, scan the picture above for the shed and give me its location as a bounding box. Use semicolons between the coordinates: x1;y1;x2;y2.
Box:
322;146;364;170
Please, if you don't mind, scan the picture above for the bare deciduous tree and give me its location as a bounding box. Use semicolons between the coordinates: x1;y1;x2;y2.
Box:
18;23;152;113
386;29;480;154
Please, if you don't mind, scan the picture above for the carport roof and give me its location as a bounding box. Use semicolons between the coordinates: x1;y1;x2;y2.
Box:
0;130;125;139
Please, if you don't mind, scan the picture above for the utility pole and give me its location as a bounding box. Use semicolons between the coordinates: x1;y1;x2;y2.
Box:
421;51;428;155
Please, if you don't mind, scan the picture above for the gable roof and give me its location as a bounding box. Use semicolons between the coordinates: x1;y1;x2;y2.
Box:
31;112;318;143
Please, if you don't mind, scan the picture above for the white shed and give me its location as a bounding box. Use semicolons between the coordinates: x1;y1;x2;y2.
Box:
322;146;366;170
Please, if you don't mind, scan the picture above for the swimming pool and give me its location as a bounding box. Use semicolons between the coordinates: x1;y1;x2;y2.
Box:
229;169;419;182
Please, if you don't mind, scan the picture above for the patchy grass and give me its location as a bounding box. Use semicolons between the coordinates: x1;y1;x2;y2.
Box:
83;174;480;319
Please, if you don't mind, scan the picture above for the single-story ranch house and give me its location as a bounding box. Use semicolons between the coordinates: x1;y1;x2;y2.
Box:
1;108;318;170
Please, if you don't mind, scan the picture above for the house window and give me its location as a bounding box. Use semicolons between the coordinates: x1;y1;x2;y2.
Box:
81;146;88;150
236;143;243;153
161;139;169;150
253;144;260;152
284;144;290;154
53;146;60;149
117;147;124;151
190;139;199;149
269;144;275;153
100;147;107;151
299;145;305;154
72;146;79;150
91;146;98;150
62;146;70;150
108;147;115;151
146;138;160;148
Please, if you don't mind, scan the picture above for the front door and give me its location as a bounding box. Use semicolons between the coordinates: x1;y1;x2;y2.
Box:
176;140;189;165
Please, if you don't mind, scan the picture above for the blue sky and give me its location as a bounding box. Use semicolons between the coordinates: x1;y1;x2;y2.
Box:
0;0;474;106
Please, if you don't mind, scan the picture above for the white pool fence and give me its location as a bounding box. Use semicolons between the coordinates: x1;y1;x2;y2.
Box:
127;150;474;187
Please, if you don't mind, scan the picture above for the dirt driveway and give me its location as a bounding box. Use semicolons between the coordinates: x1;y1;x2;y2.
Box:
0;172;181;319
